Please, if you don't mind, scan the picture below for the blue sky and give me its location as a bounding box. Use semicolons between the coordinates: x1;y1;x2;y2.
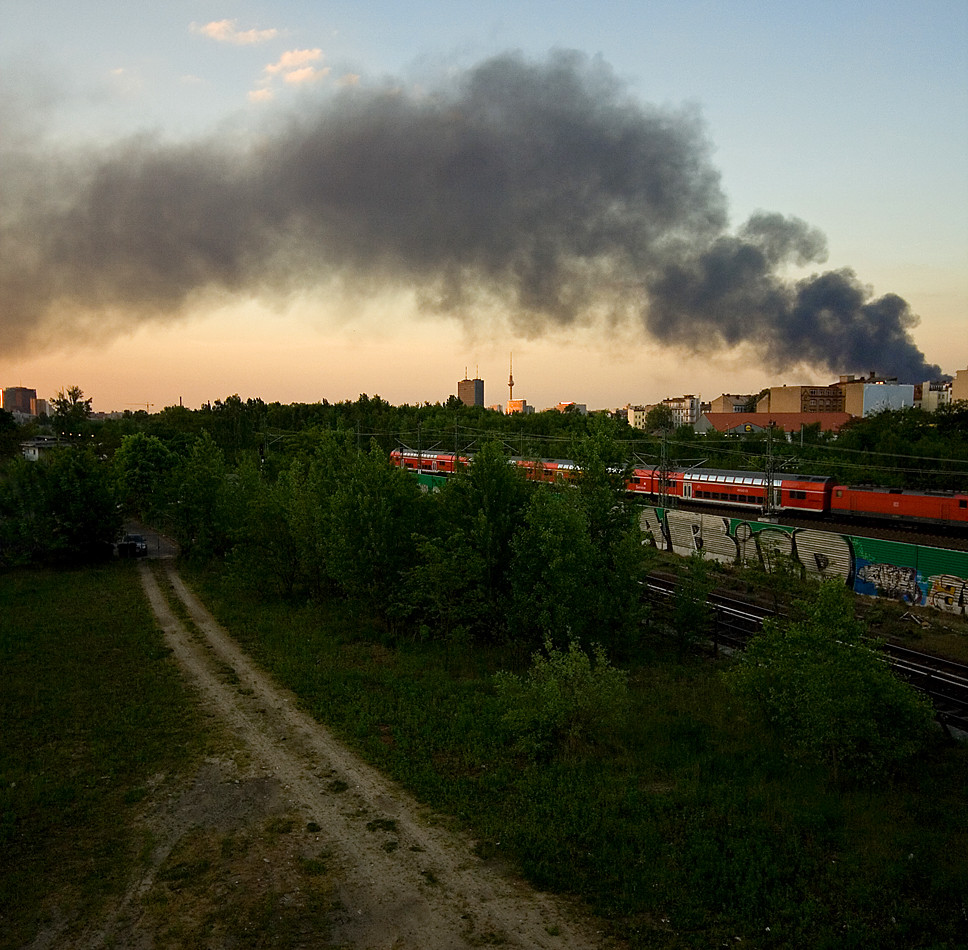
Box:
2;1;965;411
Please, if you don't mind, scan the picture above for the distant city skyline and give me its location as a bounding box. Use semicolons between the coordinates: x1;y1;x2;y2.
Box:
2;1;965;412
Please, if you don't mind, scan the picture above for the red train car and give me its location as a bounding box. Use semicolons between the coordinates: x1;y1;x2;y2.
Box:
389;449;466;475
831;485;968;527
511;457;579;482
627;468;833;513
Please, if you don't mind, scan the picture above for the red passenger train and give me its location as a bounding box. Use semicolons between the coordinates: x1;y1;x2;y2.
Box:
389;450;968;529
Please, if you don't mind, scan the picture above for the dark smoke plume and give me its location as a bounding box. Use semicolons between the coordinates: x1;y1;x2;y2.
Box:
0;50;941;382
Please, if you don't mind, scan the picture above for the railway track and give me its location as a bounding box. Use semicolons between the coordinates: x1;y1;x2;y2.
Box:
644;573;968;735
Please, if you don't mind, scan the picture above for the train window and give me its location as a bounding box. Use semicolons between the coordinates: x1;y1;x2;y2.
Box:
961;500;967;508
836;490;843;498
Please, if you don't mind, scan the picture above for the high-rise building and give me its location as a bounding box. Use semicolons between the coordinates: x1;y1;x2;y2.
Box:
2;387;37;415
457;376;484;407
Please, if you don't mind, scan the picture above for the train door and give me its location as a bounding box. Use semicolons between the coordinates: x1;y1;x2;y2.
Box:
683;481;693;500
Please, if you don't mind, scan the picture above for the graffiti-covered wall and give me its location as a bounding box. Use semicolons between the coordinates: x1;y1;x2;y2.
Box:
640;507;968;616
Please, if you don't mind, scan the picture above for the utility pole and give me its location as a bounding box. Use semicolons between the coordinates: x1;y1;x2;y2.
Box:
763;423;777;520
658;430;673;511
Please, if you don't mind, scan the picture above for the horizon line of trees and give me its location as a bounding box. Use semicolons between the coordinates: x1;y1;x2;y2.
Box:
5;388;968;492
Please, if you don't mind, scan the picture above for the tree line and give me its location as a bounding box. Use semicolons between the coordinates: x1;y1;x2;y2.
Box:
2;389;966;576
0;388;947;780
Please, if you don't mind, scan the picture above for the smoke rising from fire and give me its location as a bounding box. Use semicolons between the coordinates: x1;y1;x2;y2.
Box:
0;50;941;382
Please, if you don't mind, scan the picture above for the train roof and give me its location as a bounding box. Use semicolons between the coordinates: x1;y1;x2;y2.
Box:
685;468;833;485
631;466;833;485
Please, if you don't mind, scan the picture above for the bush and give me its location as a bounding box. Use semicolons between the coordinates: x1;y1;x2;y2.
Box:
494;639;629;760
724;582;935;782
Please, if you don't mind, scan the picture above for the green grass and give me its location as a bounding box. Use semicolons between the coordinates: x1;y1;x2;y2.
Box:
4;556;966;948
188;563;968;949
0;562;208;948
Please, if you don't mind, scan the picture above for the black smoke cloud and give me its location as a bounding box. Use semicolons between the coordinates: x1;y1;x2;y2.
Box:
0;50;941;382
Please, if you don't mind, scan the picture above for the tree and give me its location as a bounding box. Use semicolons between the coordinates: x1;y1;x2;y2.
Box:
327;443;422;616
0;409;19;459
0;448;120;564
644;403;675;433
169;432;229;559
431;440;533;640
724;582;935;782
49;386;93;432
568;424;647;656
672;552;715;657
112;432;175;520
509;489;598;649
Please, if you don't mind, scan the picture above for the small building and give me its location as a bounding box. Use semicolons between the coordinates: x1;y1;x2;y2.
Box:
916;379;951;412
627;405;652;429
506;398;534;415
694;412;852;437
554;401;587;415
661;394;701;427
755;384;845;414
20;436;71;462
709;394;754;414
952;367;968;404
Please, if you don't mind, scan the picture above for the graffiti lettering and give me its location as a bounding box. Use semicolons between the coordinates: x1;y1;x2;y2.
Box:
639;506;968;615
856;563;922;604
925;574;968;615
793;529;853;583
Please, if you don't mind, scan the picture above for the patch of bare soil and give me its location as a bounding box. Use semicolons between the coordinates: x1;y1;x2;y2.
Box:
83;562;614;949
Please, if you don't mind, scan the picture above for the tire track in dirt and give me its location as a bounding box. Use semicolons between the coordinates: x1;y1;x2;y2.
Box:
138;561;611;949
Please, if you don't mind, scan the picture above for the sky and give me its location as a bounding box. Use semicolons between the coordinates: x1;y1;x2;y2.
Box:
2;1;966;413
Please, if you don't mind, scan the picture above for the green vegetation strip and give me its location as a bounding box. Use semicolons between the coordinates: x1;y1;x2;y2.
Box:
190;564;968;950
0;563;207;948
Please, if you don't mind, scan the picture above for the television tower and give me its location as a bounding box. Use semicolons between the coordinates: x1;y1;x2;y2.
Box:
508;353;514;403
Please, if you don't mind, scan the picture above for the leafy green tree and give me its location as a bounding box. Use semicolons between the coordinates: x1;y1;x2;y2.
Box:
49;385;93;433
285;441;344;598
428;440;532;640
569;424;647;656
510;488;598;649
0;409;20;459
672;552;715;657
0;448;119;564
399;532;488;642
112;432;175;520
223;457;302;597
724;582;935;782
643;403;675;432
327;444;422;616
169;432;229;559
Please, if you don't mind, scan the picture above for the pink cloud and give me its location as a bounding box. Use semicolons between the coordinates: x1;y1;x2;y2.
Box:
192;19;278;45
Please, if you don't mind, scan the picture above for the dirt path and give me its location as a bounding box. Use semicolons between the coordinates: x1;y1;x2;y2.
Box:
100;561;613;949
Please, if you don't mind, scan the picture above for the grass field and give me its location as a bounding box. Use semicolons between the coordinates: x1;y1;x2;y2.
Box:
190;564;968;949
0;563;209;948
2;559;967;948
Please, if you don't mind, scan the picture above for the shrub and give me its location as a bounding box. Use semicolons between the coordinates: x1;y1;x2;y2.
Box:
724;582;935;782
494;639;629;760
